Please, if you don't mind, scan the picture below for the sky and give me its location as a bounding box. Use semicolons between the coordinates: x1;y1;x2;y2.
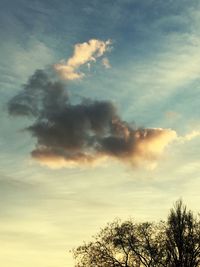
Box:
1;0;200;266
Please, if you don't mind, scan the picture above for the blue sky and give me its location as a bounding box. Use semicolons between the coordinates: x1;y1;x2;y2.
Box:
1;0;200;266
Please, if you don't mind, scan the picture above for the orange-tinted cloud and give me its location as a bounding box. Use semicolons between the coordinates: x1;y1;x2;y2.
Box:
30;127;176;169
8;40;177;169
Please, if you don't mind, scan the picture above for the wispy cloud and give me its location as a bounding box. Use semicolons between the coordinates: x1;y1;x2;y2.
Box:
179;130;200;143
102;57;111;69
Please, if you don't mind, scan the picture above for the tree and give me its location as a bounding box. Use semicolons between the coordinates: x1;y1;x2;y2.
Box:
73;200;200;267
165;200;200;267
73;220;166;267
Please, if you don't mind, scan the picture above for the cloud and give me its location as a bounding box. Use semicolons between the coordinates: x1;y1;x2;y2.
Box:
8;70;68;117
165;111;181;120
179;130;200;143
102;57;111;69
8;68;176;168
54;39;111;80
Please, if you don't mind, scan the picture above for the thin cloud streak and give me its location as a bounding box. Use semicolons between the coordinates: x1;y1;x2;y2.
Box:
179;130;200;143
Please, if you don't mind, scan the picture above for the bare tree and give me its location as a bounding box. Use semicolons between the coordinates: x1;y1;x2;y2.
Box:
73;220;166;267
73;200;200;267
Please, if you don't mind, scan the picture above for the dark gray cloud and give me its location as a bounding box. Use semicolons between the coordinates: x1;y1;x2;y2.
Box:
8;70;68;116
8;69;176;167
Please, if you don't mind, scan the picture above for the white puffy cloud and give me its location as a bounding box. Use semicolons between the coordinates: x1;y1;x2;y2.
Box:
54;39;111;80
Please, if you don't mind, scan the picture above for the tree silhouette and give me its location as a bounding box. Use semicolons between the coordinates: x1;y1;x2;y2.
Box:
166;200;200;267
73;200;200;267
73;220;165;267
